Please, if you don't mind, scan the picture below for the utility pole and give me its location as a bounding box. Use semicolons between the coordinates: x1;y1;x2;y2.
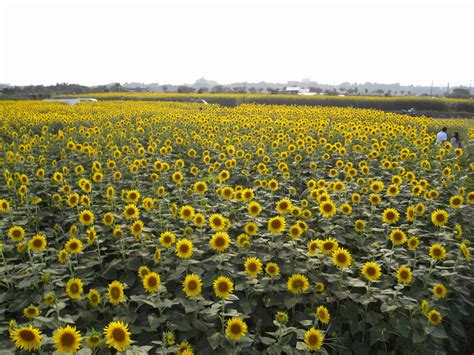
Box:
446;82;450;96
469;80;472;95
430;80;433;96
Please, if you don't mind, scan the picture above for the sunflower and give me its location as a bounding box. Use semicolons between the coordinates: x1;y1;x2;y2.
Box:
236;233;250;248
153;248;161;265
454;224;463;239
429;244;446;261
127;189;140;203
267;216;286;234
123;204;139;219
138;265;151;279
427;310;442;326
449;195;463;208
382;208;400;224
421;299;430;315
107;281;125;305
86;332;101;349
44;292;56;305
287;274;310;294
244;257;263;278
88;289;102;307
389;229;407;246
193;181;208;194
159;231;176;248
315;305;330;324
104;321;132;352
177;341;193;355
193;213;206;227
79;209;94;225
143;272;161;293
407;236;420;250
304;327;324;351
225;318;248;341
53;325;82;353
275;311;289;325
396;266;413;285
460;243;471;262
244;222;258;236
130;219;144;237
176;239;193;259
10;325;42;351
180;205;195;221
354;219;366;233
65;237;83;254
276;198;292;214
213;276;234;299
319;200;336;218
0;199;11;213
209;213;226;231
265;262;280;277
308;240;320;256
406;205;416;222
23;305;40;319
210;232;230;253
67;193;80;207
29;233;47;252
320;238;338;254
102;212;115;226
432;283;447;299
369;194;381;205
361;261;381;281
183;274;202;298
247;201;262;217
332;248;352;268
58;249;69;263
66;278;83;299
8;226;25;242
431;209;448;227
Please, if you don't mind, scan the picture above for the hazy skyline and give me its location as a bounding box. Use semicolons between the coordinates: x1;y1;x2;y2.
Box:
1;0;472;87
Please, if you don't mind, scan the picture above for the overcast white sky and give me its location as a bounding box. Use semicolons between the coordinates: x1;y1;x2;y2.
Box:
0;0;472;86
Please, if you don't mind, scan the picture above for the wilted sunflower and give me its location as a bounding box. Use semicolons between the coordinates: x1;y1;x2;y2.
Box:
382;208;400;224
213;276;234;299
176;239;193;259
159;231;176;248
429;244;446;261
267;216;286;234
244;257;263;277
361;261;382;282
66;278;83;299
53;325;82;353
396;266;413;285
183;274;202;298
210;232;230;253
225;318;248;341
432;283;447;299
104;321;132;352
10;325;42;351
28;233;47;252
287;274;309;294
107;280;125;305
304;327;324;351
431;209;448;227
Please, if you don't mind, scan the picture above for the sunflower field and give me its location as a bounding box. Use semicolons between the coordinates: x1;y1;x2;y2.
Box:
0;100;473;354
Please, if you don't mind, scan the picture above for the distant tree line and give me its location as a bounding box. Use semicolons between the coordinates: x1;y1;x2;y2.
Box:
0;83;126;99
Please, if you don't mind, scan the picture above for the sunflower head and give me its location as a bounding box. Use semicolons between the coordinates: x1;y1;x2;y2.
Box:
225;318;248;341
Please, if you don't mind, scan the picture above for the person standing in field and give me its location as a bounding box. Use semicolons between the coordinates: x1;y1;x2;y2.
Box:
450;131;462;149
436;127;448;143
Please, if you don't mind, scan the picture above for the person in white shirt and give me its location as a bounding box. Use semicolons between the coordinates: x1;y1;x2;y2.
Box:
436;127;448;143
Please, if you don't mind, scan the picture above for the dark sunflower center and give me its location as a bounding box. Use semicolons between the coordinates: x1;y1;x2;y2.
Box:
308;334;318;345
20;329;36;341
400;270;408;279
386;212;394;220
323;204;333;212
180;244;189;253
147;277;157;287
337;254;347;263
61;332;76;347
218;282;228;292
70;284;79;293
271;220;281;229
366;267;376;276
248;263;257;272
213;218;222;226
112;328;126;342
111;287;120;299
230;323;242;335
13;230;21;238
187;280;197;290
433;249;441;256
215;237;225;247
33;239;43;248
293;279;304;289
436;214;445;222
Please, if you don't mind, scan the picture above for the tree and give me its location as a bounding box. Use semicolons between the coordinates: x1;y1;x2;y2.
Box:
162;85;168;92
177;86;195;94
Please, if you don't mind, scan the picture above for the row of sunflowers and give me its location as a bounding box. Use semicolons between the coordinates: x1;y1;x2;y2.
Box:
0;100;473;354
